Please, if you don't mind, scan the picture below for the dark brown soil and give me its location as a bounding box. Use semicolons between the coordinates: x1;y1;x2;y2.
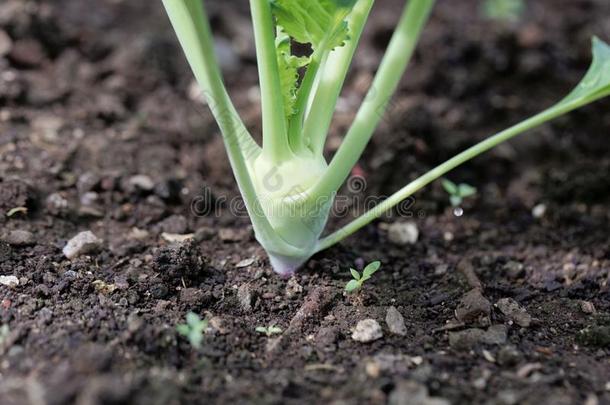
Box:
1;0;609;404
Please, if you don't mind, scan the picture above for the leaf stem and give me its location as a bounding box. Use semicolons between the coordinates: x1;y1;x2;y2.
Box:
163;0;300;258
250;0;292;163
305;0;375;156
308;0;435;198
315;99;584;252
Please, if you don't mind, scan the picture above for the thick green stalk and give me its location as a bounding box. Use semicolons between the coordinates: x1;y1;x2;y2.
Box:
163;0;305;262
250;0;292;163
308;0;435;199
315;97;596;252
288;54;323;153
305;0;375;155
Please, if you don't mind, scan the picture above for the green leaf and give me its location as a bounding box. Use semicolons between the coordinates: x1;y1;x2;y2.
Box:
255;326;268;334
176;324;190;336
189;333;203;349
268;326;283;335
186;312;201;327
350;268;361;281
482;0;525;22
441;179;458;196
362;261;381;279
457;183;477;198
194;319;208;333
271;0;356;51
560;37;610;106
345;279;361;293
450;195;463;208
276;29;310;120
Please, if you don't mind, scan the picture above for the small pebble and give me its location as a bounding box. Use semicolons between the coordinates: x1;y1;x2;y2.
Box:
0;275;19;287
0;29;12;57
2;230;34;246
386;306;408;336
580;301;596;314
236;258;255;268
237;284;254;312
161;232;194;243
496;298;532;327
387;221;419;245
9;38;45;67
128;174;155;191
45;192;70;216
285;277;303;299
63;231;103;259
352;319;383;343
449;325;507;350
503;261;525;279
455;289;491;324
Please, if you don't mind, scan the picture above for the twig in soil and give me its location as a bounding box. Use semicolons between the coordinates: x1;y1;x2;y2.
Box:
287;286;336;333
266;286;336;356
457;258;483;290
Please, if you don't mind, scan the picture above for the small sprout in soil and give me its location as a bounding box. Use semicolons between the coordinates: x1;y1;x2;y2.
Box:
442;179;477;215
255;325;283;337
6;207;27;217
345;261;381;293
482;0;525;21
0;324;9;345
176;312;208;350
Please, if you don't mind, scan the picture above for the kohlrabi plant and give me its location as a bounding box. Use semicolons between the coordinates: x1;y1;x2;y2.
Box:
345;260;381;293
162;0;610;276
177;312;208;349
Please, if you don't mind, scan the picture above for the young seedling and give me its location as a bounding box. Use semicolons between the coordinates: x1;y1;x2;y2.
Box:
345;261;381;293
176;312;208;350
0;324;9;346
255;325;283;337
482;0;525;21
162;0;610;276
442;179;477;208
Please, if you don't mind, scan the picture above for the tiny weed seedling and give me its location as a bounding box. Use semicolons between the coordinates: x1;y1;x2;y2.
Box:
442;179;477;208
482;0;525;21
0;324;9;346
255;325;283;337
163;0;610;276
176;312;208;350
345;261;381;293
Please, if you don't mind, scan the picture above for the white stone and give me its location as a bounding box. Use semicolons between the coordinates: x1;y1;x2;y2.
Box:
386;306;407;336
0;275;19;287
63;231;102;259
352;319;383;343
387;221;419;245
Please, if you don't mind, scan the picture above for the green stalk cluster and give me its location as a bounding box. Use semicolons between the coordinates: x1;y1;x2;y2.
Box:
162;0;610;275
